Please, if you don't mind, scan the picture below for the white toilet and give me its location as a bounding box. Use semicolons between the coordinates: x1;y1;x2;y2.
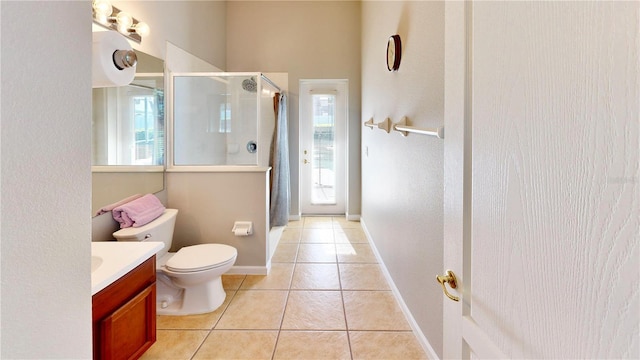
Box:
113;208;237;315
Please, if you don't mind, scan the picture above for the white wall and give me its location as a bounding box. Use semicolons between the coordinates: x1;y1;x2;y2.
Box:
1;1;92;358
361;1;445;357
111;0;226;69
166;41;223;73
226;1;362;218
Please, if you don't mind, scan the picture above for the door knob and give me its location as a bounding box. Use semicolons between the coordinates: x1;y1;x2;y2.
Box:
436;270;459;302
304;159;308;164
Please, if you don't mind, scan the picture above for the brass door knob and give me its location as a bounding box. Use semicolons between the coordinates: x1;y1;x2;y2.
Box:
304;159;308;164
436;270;459;302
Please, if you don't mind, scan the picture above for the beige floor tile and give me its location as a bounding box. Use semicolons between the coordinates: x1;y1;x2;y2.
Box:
144;217;428;360
301;228;334;243
282;291;346;330
291;263;340;290
350;331;429;360
297;243;337;263
193;330;278;360
303;217;334;229
157;291;236;330
343;291;411;330
280;228;302;243
332;217;361;229
286;220;304;228
336;243;378;263
271;243;299;263
240;263;294;290
339;264;390;290
334;228;368;244
140;330;208;360
273;331;351;360
215;290;288;330
222;275;245;290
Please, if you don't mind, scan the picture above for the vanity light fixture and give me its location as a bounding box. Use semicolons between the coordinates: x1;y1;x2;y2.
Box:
92;0;150;43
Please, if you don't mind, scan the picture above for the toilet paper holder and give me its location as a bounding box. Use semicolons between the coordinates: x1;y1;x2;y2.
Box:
232;221;253;236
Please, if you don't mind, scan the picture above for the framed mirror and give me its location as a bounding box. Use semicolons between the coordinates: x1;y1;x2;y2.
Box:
92;50;165;215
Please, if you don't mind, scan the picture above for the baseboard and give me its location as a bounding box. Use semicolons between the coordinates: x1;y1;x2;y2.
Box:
226;264;271;275
269;225;286;261
345;213;361;221
289;214;301;221
360;218;440;360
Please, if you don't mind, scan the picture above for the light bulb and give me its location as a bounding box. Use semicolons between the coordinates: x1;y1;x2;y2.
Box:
93;0;112;16
133;22;150;37
116;11;133;33
92;0;112;24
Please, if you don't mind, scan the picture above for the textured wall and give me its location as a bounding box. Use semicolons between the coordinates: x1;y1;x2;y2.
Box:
1;1;92;357
360;1;445;357
226;1;362;218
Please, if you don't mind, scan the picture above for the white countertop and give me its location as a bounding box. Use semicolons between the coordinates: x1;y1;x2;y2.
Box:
91;241;164;295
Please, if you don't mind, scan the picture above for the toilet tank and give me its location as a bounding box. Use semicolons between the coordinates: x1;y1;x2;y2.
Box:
112;208;178;258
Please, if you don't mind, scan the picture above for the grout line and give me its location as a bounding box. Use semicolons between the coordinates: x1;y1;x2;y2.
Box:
189;283;241;359
164;218;372;360
189;329;212;360
335;241;354;360
270;228;299;360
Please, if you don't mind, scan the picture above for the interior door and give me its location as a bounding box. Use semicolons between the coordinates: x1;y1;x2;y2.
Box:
299;80;348;215
442;2;639;358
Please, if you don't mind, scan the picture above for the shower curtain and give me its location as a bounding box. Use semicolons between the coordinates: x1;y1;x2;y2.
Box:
269;92;290;227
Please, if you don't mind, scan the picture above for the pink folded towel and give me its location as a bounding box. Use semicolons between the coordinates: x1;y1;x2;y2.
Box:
112;194;166;228
95;194;143;216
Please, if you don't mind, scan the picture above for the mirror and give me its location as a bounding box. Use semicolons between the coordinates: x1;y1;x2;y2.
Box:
92;50;165;216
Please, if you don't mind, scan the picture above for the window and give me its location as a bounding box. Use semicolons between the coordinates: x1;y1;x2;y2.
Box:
219;102;231;133
311;94;336;204
132;95;156;165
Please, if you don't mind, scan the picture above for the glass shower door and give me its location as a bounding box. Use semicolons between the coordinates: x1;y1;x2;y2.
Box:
171;74;260;166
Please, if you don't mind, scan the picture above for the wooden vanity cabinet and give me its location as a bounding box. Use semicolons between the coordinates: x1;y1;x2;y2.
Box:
92;256;157;360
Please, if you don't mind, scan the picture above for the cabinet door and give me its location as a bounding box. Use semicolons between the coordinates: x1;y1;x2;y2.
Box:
99;284;156;360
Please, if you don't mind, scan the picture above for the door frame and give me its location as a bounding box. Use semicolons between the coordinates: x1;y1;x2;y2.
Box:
298;79;349;215
442;1;507;358
442;1;468;357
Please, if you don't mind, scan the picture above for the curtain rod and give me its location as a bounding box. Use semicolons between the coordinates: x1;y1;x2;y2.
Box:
261;74;282;92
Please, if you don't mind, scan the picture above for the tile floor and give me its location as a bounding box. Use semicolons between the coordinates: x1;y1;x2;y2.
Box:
141;217;429;360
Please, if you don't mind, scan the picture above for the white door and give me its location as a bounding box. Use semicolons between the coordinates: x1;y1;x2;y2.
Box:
443;2;639;359
299;80;348;215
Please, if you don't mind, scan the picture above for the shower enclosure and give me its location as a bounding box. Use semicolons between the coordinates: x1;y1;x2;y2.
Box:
170;73;281;167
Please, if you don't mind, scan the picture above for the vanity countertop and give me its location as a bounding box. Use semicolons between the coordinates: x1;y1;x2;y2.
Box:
91;241;164;295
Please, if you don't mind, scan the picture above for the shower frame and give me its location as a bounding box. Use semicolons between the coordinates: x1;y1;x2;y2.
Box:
166;72;281;171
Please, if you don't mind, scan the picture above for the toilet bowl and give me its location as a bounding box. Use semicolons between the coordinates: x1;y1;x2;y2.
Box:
113;209;237;315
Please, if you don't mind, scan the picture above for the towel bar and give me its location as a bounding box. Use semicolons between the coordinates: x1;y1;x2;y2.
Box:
393;117;444;139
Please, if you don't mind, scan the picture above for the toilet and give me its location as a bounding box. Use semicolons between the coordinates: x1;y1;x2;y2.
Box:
112;208;237;315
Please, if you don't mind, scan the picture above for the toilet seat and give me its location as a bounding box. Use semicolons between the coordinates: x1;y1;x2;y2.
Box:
165;244;237;273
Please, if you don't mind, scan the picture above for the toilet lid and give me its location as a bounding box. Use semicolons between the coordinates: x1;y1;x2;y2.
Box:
165;244;237;273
